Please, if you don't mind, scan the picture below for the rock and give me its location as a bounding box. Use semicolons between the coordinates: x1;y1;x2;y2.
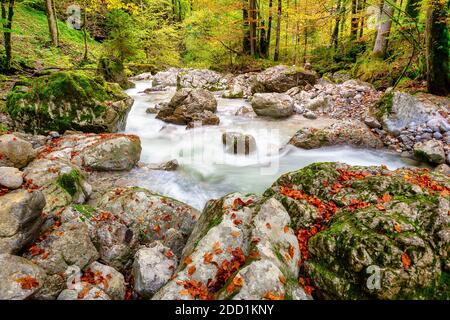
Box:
178;69;227;91
376;92;430;134
235;106;257;118
251;65;318;93
133;242;177;298
251;93;294;118
26;220;99;275
57;287;110;300
303;111;317;120
146;107;158;114
0;190;45;254
91;186;200;257
6;72;134;134
154;192;310;300
61;205;138;271
435;164;450;176
34;133;142;172
130;72;153;81
364;116;382;129
0;254;47;300
289;120;384;150
156;88;219;128
413;140;446;164
84;262;126;300
433;132;443;140
222;132;257;155
185;110;220;129
305;97;330;111
0;134;36;168
0;167;23;189
264;162;450;299
152;68;181;87
150;159;179;171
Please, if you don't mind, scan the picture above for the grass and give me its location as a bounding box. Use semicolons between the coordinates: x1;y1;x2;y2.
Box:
1;3;101;71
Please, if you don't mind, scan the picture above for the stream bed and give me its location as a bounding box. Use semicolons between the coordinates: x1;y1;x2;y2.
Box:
123;81;418;210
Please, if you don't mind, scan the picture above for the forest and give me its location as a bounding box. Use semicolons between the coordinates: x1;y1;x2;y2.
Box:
0;0;449;302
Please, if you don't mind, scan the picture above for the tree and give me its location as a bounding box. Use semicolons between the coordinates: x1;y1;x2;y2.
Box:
1;0;14;71
274;0;281;61
45;0;59;46
373;0;395;57
425;0;449;95
331;0;342;48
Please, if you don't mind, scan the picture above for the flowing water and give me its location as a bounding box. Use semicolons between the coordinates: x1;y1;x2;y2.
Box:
124;80;418;210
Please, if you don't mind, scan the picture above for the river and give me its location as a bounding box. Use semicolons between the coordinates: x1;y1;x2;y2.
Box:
123;80;417;210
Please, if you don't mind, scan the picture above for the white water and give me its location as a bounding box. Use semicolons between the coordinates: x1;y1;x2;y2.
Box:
124;81;417;210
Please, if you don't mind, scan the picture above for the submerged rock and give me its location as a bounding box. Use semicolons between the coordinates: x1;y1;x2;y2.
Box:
6;72;134;134
222;132;257;155
289;120;384;149
251;93;294;118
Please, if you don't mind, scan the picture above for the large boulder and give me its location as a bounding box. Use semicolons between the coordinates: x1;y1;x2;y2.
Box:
264;162;450;299
154;193;310;300
178;69;227;91
156;88;219;127
6;72;134;134
0;254;47;300
0;189;45;254
289;120;384;149
34;133;142;172
152;68;181;87
91;186;200;257
375;91;430;134
251;93;294;118
251;65;318;94
0;134;36;168
414;140;446;165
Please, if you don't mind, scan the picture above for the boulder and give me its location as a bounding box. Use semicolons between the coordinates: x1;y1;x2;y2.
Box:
0;134;36;168
156;88;219;127
26;220;99;275
235;106;257;118
364;116;382;129
152;68;182;87
83;262;126;300
222;132;257;155
91;186;200;257
251;65;318;93
0;254;47;300
154;192;310;300
130;72;153;81
413;140;446;164
0;190;45;254
178;69;227;91
375;92;430;134
264;162;450;299
289;120;384;149
133;242;177;298
57;286;110;300
251;93;294;118
0;167;23;189
6;72;134;134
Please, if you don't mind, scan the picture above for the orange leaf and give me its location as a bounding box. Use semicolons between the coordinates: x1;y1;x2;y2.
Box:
188;266;196;276
213;242;223;255
401;253;411;270
266;223;272;229
394;223;402;233
183;256;193;265
231;231;240;238
283;226;289;233
77;286;90;299
232;275;244;287
288;245;295;259
279;275;286;284
203;252;213;264
233;219;242;226
264;292;284;300
164;250;174;258
15;276;39;290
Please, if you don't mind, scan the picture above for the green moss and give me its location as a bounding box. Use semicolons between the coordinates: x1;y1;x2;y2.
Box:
0;123;7;133
73;204;95;221
372;91;394;121
56;169;82;197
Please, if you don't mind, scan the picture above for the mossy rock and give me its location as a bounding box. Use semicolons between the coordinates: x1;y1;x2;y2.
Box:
6;71;134;134
264;162;450;299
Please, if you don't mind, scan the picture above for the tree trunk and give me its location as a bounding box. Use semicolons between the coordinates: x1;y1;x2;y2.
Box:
426;0;449;95
359;0;367;38
274;0;282;61
350;0;359;40
405;0;421;21
45;0;58;46
267;0;273;57
249;0;257;56
1;0;14;71
331;0;342;48
373;0;395;57
243;0;251;54
82;7;88;61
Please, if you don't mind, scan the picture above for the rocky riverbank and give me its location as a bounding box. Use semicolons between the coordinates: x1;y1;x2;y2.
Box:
0;65;449;300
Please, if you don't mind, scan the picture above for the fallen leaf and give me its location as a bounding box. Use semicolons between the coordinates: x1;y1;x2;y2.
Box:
394;223;402;233
283;226;289;233
15;276;39;290
401;253;411;270
188;266;197;276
